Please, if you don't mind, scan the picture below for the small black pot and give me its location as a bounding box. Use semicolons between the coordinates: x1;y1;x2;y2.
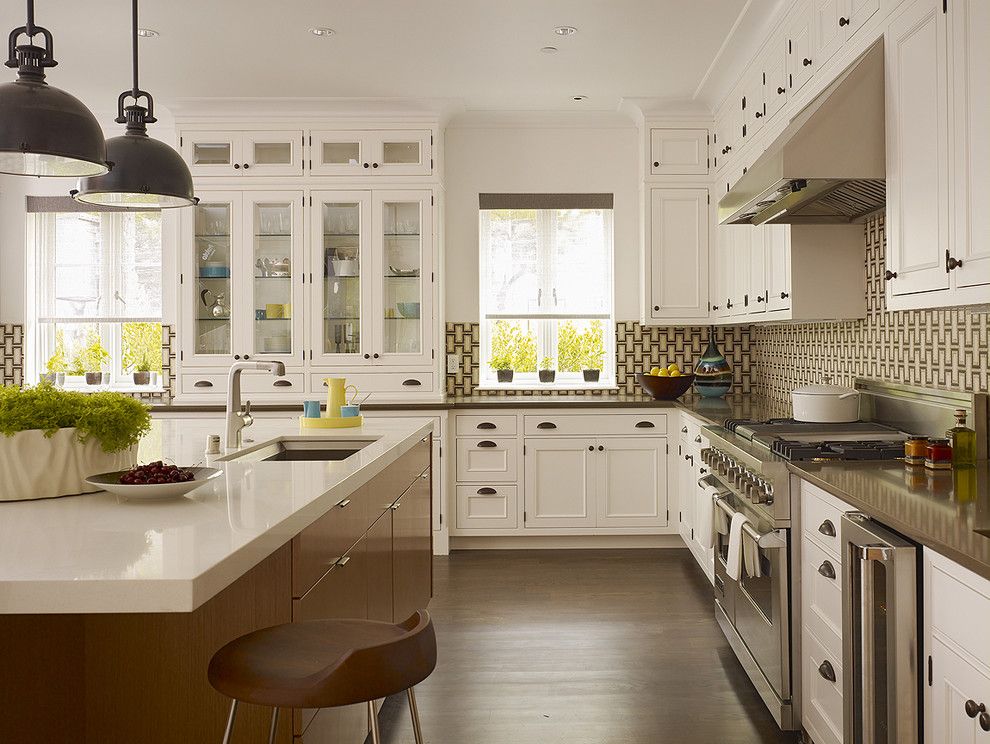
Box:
496;369;514;383
85;372;103;385
133;371;151;386
583;369;601;383
539;370;556;383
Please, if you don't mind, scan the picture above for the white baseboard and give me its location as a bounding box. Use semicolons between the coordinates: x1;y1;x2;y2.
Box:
448;534;688;551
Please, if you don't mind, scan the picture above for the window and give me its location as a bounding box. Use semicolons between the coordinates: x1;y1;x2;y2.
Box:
479;193;614;387
28;201;164;388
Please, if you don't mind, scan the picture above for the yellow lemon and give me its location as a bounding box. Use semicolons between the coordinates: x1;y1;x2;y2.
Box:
658;368;670;377
649;366;661;376
670;370;681;377
667;363;680;373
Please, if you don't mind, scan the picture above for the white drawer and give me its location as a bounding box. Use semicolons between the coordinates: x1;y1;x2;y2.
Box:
803;630;844;744
523;413;667;437
455;437;518;482
802;537;843;660
181;372;305;395
455;485;518;529
310;371;434;394
679;415;704;446
801;480;853;558
455;415;517;437
928;549;990;663
181;373;226;394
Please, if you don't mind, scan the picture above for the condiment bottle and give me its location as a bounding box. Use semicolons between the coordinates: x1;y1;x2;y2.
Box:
903;437;928;467
946;408;976;467
925;438;953;470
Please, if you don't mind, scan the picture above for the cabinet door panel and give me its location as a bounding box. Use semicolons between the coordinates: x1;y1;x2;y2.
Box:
370;131;433;176
765;38;790;119
787;1;815;94
885;0;950;296
182;132;242;176
748;225;768;314
729;226;752;317
596;437;667;528
649;128;708;175
677;448;694;543
813;0;844;66
928;636;990;744
765;225;792;312
523;439;596;528
310;131;370;176
392;469;432;622
712;224;733;318
648;188;709;320
366;510;393;623
741;70;765;141
242;130;304;176
847;0;881;35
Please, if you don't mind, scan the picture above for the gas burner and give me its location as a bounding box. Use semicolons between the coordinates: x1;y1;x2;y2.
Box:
723;417;797;433
771;439;907;461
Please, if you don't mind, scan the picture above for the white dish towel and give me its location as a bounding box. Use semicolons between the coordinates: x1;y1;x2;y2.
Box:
726;511;750;582
742;531;763;579
697;492;715;549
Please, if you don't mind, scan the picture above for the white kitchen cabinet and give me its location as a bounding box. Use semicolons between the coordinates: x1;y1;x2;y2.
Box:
713;98;741;172
787;1;816;95
649;128;709;175
523;438;597;528
455;484;517;530
310;130;433;177
748;225;768;315
597;437;668;528
645;188;710;324
924;549;990;744
677;445;694;544
765;225;792;312
711;224;733;319
885;0;951;298
814;0;846;67
180;130;304;177
729;225;752;317
764;35;790;120
740;70;767;142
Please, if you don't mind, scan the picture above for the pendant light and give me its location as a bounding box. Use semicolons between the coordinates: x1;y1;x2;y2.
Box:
0;0;109;177
72;0;197;208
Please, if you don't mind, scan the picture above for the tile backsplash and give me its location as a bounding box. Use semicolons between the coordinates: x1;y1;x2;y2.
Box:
446;321;755;396
752;216;989;409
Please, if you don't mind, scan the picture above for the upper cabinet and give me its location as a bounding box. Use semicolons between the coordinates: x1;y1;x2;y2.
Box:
787;1;816;94
310;130;433;177
181;131;305;177
645;188;710;324
649;128;709;175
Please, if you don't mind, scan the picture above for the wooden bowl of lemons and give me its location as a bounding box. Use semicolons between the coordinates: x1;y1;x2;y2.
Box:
635;363;694;400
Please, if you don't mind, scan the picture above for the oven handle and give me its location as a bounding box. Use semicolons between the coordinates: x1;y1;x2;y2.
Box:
712;494;787;550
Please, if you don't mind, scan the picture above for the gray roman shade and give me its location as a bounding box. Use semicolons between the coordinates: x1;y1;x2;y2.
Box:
26;195;159;213
479;193;613;210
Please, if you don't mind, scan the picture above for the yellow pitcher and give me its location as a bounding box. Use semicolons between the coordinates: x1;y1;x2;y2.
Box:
324;377;358;417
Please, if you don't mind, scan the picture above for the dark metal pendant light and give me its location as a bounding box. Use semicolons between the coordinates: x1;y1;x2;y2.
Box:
0;0;109;177
72;0;197;208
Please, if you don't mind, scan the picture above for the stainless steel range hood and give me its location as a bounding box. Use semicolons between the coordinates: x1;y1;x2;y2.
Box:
718;40;885;226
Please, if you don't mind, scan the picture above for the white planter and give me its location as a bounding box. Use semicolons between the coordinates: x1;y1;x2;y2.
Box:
0;428;137;501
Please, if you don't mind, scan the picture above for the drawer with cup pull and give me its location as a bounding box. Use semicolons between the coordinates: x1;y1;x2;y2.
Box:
802;537;843;660
455;415;518;437
455;485;518;530
455;438;518;482
800;479;853;558
181;372;304;395
308;371;434;394
802;629;844;744
180;373;226;394
523;413;667;437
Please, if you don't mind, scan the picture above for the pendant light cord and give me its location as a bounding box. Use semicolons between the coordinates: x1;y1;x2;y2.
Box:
25;0;34;36
131;0;139;97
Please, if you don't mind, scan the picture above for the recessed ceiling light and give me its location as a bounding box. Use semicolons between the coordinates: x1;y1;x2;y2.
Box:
136;28;159;38
540;46;558;54
571;94;588;101
309;27;335;37
553;25;578;36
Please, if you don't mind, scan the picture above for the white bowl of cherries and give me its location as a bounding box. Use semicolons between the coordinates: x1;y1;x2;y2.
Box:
85;461;222;500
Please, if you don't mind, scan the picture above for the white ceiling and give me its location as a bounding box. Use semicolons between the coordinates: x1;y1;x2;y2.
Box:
3;0;750;113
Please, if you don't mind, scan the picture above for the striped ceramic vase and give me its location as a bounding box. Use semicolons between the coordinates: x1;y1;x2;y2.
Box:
693;328;732;398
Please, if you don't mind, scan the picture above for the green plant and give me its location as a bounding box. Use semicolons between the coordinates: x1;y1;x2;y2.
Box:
122;322;162;374
71;330;110;373
0;383;151;453
557;320;607;372
45;330;68;374
539;356;555;371
580;320;606;370
488;320;537;372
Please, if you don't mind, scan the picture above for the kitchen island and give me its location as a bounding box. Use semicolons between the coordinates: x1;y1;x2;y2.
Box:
0;417;434;744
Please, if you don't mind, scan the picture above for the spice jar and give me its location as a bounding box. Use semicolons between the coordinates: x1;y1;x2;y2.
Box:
904;437;928;466
925;438;953;470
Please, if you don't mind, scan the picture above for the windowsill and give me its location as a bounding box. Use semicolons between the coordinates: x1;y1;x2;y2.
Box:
477;380;617;392
54;383;166;395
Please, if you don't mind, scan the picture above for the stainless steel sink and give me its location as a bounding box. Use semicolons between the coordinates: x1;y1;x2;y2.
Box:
221;438;372;463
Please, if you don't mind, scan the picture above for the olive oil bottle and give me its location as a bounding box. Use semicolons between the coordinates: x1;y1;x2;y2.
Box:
946;408;977;467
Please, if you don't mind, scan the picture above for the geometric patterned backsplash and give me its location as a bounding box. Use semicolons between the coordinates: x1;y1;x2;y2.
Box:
752;216;990;409
446;321;755;396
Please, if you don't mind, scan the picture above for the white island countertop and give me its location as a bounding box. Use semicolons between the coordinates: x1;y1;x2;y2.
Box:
0;417;433;615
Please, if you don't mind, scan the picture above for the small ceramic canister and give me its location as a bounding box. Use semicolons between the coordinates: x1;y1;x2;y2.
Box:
302;400;321;418
340;404;360;418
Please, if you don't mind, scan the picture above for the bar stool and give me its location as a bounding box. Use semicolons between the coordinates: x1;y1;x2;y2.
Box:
208;610;437;744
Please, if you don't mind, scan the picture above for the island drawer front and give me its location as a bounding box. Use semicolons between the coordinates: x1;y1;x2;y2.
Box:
455;485;518;529
455;438;518;482
309;371;435;394
455;414;517;436
523;413;667;437
292;490;370;598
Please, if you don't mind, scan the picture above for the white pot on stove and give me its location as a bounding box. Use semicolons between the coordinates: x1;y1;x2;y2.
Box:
791;383;861;423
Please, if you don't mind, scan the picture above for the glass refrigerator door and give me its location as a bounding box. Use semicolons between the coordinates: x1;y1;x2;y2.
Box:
192;200;235;359
247;195;301;358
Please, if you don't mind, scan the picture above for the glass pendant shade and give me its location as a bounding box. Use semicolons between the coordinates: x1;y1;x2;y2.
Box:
0;21;109;177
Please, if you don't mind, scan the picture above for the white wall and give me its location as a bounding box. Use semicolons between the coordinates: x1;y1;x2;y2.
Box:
444;124;641;322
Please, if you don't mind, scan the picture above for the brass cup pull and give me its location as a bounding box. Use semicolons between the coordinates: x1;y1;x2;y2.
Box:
818;660;836;683
476;422;497;429
818;519;836;538
636;421;656;428
477;487;497;495
537;422;557;429
818;560;836;580
477;440;497;448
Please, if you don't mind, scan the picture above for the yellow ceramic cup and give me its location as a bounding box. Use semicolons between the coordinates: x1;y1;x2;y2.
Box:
265;303;284;319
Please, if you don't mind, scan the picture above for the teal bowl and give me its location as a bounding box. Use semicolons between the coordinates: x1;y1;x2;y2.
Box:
396;302;421;319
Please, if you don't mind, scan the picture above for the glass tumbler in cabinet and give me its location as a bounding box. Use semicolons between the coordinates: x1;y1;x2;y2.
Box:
193;202;233;357
249;198;299;358
318;195;370;361
381;200;424;358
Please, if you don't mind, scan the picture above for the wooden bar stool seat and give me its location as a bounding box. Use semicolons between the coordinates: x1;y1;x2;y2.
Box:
208;610;436;744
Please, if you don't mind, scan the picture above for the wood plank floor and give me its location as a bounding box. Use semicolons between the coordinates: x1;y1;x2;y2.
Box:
373;549;800;744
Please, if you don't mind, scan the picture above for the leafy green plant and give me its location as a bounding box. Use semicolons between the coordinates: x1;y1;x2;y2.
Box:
45;330;68;374
71;330;110;373
122;322;162;373
539;356;555;371
579;320;606;370
488;320;537;372
134;354;152;373
0;383;151;453
557;320;607;372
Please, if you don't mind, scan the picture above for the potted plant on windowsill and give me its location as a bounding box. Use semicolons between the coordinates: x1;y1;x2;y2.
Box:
0;384;150;501
75;335;111;386
539;357;556;383
41;333;68;386
580;321;606;383
132;355;152;386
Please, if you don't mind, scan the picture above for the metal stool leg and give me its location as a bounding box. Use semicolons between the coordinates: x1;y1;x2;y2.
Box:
267;707;279;744
407;687;424;744
221;700;238;744
368;700;382;744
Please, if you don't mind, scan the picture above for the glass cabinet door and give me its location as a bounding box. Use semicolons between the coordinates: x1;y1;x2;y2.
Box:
242;131;303;176
311;191;372;363
189;196;238;360
374;191;433;365
245;192;303;360
372;131;432;176
310;131;367;175
182;132;242;176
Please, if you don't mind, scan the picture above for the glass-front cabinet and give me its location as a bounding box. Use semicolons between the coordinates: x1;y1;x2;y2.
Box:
181;131;304;177
310;130;433;176
182;190;304;366
311;189;433;367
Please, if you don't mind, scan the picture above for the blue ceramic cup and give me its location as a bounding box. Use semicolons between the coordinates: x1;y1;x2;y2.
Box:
303;400;321;418
340;404;360;418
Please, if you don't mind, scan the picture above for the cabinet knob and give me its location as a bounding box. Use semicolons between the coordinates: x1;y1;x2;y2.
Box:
754;111;763;119
243;163;250;169
726;299;733;309
694;435;702;443
373;353;380;359
589;445;595;451
803;57;813;66
756;295;765;302
726;145;732;153
598;445;604;451
364;353;371;359
884;270;898;281
818;660;836;683
777;86;786;95
780;291;789;299
363;162;370;168
945;250;963;272
964;700;986;718
681;426;688;433
233;163;241;169
839;16;850;26
243;354;250;360
653;161;660;168
233;354;241;360
712;304;719;311
372;162;379;168
653;305;660;311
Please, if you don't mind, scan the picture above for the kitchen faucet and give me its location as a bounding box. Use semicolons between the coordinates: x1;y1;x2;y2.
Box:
225;360;286;449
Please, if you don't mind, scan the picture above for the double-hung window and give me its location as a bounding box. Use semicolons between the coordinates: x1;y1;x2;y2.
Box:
27;197;164;388
479;193;614;387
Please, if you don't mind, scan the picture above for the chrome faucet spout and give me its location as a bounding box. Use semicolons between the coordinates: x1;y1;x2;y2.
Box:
224;360;287;449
